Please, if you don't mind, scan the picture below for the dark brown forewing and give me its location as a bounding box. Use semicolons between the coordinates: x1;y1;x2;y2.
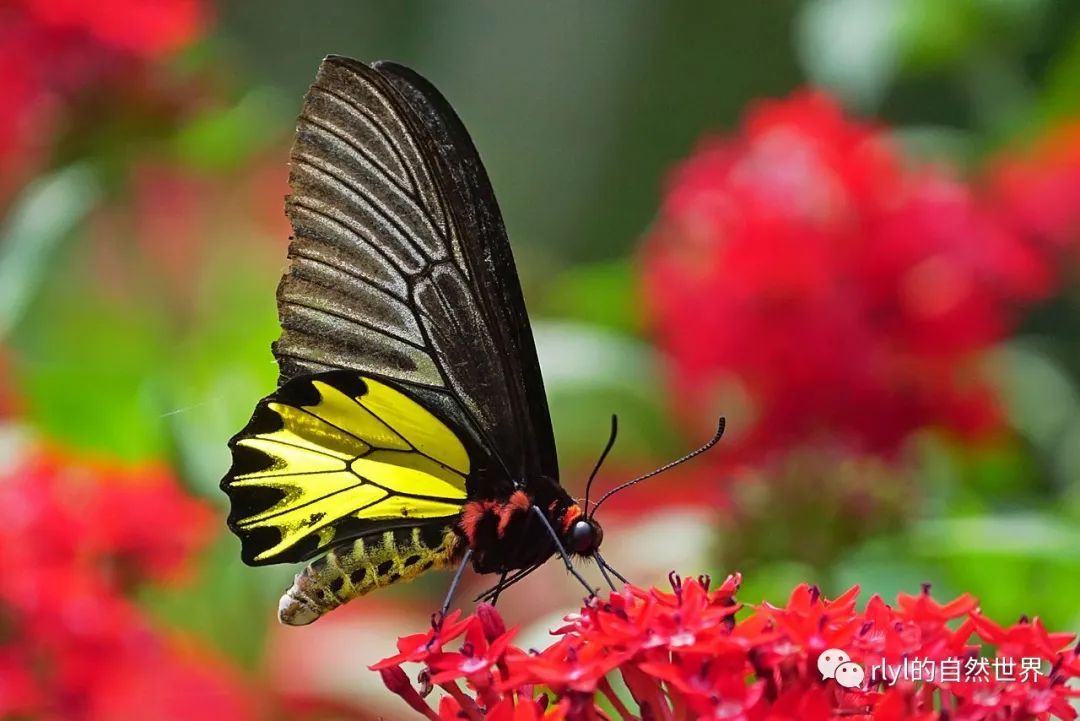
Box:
274;56;558;485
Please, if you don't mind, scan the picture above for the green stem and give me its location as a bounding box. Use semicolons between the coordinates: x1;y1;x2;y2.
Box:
598;676;637;721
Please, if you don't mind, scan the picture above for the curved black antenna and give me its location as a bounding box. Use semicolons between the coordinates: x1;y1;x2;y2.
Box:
589;417;726;519
584;415;618;514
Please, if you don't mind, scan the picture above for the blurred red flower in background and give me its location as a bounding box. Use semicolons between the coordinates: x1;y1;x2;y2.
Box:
14;0;206;58
86;157;290;317
0;0;209;202
642;91;1051;461
989;123;1080;275
375;574;1080;721
0;448;257;721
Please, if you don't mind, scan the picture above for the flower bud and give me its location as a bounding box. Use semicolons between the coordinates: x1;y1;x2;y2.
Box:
476;602;506;642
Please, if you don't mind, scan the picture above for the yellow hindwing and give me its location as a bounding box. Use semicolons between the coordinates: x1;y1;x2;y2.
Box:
222;373;469;565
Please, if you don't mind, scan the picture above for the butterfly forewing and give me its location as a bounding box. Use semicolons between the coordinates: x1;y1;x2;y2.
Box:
274;57;557;486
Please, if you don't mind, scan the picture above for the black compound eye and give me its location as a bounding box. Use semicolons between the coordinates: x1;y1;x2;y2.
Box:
569;520;602;555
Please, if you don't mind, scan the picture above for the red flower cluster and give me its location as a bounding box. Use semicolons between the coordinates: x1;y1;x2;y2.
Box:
989;123;1080;274
373;574;1080;721
0;448;257;720
0;0;208;200
86;157;292;317
642;91;1051;460
11;0;207;59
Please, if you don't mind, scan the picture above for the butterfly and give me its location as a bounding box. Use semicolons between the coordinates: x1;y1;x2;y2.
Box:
220;56;725;625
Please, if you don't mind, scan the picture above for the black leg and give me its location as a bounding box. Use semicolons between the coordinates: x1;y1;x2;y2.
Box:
531;506;597;597
594;551;629;585
474;563;541;603
489;571;510;606
438;548;473;620
596;558;617;590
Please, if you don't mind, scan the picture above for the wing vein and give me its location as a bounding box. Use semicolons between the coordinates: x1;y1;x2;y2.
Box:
307;83;452;244
237;481;373;526
354;398;468;478
297;111;417;202
288;249;411;306
309;84;424;201
237;476;464;528
355;477;466;504
271;351;334;375
233;467;349;480
296;114;444;246
282;297;428;352
288;198;419;284
292;155;436;263
289;404;391;452
236;435;349;462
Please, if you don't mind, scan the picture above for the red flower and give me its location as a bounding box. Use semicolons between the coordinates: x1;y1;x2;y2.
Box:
370;609;474;668
374;574;1080;721
0;647;43;718
988;123;1080;271
0;0;209;201
641;91;1051;461
486;695;567;721
970;614;1076;662
895;584;977;619
17;0;207;58
0;447;258;721
427;615;519;685
0;448;213;586
85;158;292;316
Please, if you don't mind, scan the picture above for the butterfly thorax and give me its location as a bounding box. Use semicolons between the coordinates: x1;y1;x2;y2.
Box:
458;478;588;574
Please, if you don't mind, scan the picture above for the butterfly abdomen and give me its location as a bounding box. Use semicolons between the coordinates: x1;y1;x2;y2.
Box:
278;523;463;625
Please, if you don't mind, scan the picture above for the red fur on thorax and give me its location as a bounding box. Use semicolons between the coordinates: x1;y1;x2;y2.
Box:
461;490;534;545
559;504;583;532
460;500;492;545
497;490;530;536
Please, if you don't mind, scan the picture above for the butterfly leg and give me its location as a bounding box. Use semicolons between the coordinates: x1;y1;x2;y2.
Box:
488;571;510;606
474;563;541;603
435;548;473;625
530;506;597;597
594;551;629;585
595;559;617;591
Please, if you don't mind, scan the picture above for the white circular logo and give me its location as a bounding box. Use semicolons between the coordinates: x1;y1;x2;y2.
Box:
834;661;866;689
817;648;851;679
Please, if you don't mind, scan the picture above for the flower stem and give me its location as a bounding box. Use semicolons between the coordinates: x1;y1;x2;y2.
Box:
443;682;485;721
651;684;673;721
476;678;503;710
598;677;637;721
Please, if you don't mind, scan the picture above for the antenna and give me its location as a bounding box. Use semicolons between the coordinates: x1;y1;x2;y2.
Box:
583;415;618;514
588;417;726;518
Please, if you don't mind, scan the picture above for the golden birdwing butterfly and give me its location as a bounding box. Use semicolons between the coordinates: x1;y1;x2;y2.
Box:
221;56;724;625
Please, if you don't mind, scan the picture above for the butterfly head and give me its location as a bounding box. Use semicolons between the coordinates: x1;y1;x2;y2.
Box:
566;515;604;557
